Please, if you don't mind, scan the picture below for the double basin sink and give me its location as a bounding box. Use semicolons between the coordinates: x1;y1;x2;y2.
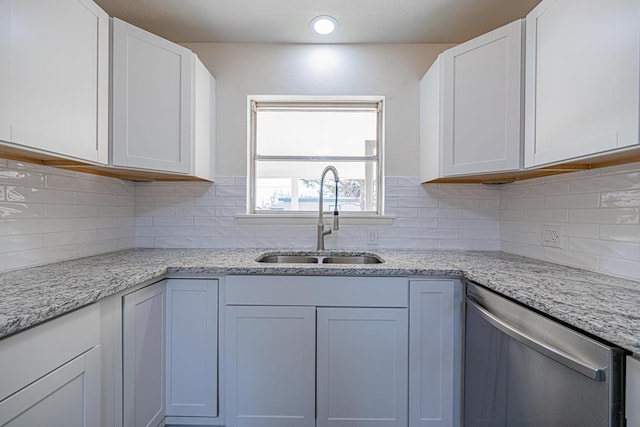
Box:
256;252;383;265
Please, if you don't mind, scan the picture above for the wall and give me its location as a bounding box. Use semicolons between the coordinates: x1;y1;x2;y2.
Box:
0;158;135;273
500;161;640;281
134;177;501;250
184;43;453;177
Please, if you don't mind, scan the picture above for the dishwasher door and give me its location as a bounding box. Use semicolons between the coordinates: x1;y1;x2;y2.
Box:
464;282;625;427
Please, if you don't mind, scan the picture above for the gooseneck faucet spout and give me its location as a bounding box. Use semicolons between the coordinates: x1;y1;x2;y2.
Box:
317;166;340;251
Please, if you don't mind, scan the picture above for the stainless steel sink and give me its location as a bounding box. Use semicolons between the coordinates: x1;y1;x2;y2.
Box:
255;252;384;264
321;255;382;264
256;255;319;264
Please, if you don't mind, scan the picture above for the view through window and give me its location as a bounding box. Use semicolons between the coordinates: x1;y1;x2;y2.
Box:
249;99;384;214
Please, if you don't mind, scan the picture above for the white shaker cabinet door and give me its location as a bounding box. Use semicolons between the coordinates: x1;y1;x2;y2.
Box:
408;280;457;427
166;278;219;418
316;307;409;427
111;17;193;174
0;346;100;427
226;305;316;427
525;0;640;167
441;19;523;176
6;0;109;163
123;281;166;427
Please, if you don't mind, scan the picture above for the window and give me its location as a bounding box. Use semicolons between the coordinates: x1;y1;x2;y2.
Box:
249;97;384;215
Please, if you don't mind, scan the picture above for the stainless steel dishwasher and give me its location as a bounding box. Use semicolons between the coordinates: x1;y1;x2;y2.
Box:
464;282;626;427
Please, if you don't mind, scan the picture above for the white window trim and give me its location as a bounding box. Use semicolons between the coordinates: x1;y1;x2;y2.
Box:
245;95;386;218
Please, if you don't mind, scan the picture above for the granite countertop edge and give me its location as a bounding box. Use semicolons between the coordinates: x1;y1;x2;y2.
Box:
1;248;638;354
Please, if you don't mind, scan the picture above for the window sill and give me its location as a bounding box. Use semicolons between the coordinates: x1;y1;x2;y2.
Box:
235;214;394;226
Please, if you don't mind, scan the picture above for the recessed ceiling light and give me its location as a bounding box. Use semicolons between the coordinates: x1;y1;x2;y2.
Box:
311;15;338;36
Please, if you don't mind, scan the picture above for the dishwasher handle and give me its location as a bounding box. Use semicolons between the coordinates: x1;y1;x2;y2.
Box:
467;297;606;382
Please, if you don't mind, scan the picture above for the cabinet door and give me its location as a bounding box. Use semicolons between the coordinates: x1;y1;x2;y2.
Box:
111;18;193;174
525;0;640;167
441;20;523;176
408;280;457;427
123;281;166;427
628;356;640;427
226;305;316;427
166;278;219;417
316;308;409;427
8;0;108;163
0;346;100;427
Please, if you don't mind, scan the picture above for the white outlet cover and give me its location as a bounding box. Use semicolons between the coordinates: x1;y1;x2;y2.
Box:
542;224;562;248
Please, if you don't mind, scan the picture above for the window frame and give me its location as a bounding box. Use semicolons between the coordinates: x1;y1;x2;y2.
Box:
247;96;385;216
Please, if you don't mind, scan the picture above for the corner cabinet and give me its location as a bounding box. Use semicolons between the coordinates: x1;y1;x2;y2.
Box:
111;18;215;180
0;0;109;164
420;20;523;182
123;280;167;427
0;304;101;426
524;0;640;167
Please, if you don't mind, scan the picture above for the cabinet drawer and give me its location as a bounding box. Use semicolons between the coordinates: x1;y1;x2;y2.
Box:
226;275;408;307
0;304;100;402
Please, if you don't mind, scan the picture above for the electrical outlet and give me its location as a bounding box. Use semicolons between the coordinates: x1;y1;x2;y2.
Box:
367;228;378;245
542;225;562;248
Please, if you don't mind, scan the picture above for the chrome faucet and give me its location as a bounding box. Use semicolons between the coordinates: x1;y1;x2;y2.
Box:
317;166;340;251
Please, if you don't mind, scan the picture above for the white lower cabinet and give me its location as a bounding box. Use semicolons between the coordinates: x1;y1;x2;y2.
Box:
0;304;101;427
628;356;640;427
409;279;460;427
165;278;220;423
226;305;317;427
123;280;167;427
316;308;408;427
225;305;409;427
0;347;100;427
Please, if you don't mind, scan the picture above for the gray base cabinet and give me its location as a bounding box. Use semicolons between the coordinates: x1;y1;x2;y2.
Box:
409;279;460;427
224;275;411;427
165;278;220;422
316;308;408;427
0;304;101;427
123;280;167;427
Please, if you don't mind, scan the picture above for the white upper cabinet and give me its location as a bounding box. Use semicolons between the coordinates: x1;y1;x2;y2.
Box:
525;0;640;167
420;20;524;182
111;18;215;180
2;0;109;163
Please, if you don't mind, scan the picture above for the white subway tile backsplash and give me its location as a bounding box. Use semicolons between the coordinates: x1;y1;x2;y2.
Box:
6;218;75;235
600;189;640;207
0;235;43;254
0;160;135;272
500;161;640;281
5;246;74;271
568;237;639;260
544;193;599;209
0;203;44;218
569;208;639;225
2;157;639;282
600;224;640;243
599;257;640;281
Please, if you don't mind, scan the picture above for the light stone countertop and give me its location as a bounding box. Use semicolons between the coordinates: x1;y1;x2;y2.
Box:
0;248;638;354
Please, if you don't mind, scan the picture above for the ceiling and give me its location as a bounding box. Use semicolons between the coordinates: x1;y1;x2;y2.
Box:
94;0;542;44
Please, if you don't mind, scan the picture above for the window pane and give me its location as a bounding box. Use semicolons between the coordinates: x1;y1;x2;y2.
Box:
256;110;377;157
254;161;378;213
